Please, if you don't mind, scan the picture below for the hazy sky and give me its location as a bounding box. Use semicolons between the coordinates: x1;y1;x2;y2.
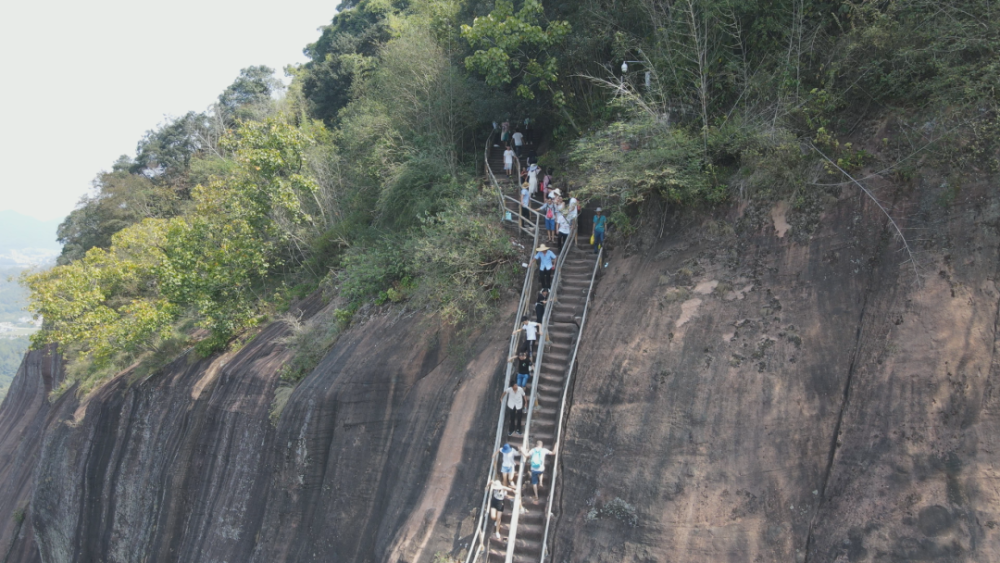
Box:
0;1;337;222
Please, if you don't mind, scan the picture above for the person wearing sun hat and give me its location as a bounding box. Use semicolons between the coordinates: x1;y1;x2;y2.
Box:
530;243;557;289
592;206;607;253
495;443;521;487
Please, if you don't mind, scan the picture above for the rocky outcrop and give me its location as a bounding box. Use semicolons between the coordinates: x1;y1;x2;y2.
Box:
0;346;63;563
552;184;1000;561
0;306;511;563
3;178;1000;563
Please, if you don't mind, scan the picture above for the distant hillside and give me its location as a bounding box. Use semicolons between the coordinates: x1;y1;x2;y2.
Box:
0;210;62;267
0;267;30;323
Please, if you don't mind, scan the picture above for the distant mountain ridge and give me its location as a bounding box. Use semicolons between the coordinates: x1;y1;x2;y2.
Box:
0;210;62;252
0;210;62;267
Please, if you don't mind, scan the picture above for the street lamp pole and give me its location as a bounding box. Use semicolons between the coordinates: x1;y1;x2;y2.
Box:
621;61;651;89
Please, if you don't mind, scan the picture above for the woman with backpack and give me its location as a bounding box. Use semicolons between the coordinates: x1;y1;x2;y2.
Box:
540;194;557;242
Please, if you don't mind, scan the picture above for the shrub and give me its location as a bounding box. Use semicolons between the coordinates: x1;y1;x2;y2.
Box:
570;115;726;211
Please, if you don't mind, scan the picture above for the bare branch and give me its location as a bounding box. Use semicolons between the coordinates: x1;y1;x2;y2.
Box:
808;142;920;281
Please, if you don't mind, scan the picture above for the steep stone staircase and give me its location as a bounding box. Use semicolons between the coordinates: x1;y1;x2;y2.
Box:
485;242;599;562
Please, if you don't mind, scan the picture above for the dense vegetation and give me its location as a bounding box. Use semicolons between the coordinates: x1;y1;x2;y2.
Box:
23;0;1000;393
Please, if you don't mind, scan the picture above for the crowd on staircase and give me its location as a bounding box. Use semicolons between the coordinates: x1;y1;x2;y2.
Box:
472;119;609;558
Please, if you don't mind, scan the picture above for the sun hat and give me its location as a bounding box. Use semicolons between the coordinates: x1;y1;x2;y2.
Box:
595;207;603;212
522;182;529;188
536;244;550;252
502;443;512;453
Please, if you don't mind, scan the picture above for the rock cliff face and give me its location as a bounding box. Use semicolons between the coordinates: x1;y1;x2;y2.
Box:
2;179;999;563
552;183;1000;562
0;308;511;563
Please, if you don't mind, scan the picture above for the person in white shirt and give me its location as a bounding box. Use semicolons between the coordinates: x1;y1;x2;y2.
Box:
513;315;542;360
495;443;521;487
511;130;524;156
556;211;570;254
503;146;515;177
520;182;531;228
527;163;539;202
501;382;526;436
565;195;579;243
486;479;516;540
520;441;557;502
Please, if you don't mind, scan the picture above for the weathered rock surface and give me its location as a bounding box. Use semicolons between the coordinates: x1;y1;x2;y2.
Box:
3;180;1000;563
0;345;63;563
0;307;511;563
552;185;1000;562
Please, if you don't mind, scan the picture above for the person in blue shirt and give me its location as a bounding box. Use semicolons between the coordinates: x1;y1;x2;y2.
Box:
592;207;607;254
530;244;556;289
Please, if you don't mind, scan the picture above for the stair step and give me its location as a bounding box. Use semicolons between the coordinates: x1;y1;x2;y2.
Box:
529;431;555;444
534;382;563;394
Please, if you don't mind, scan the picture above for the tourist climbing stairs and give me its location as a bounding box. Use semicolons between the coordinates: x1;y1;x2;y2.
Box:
467;127;604;563
484;241;599;563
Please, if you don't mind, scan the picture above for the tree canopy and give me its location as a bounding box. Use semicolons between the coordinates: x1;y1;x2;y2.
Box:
27;0;1000;391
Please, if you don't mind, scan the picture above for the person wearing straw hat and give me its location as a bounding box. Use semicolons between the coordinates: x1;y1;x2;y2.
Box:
530;243;556;290
486;479;516;540
592;206;607;253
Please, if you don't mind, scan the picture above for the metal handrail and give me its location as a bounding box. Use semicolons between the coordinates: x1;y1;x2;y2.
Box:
466;129;542;563
503;224;576;563
538;244;602;562
485;128;506;217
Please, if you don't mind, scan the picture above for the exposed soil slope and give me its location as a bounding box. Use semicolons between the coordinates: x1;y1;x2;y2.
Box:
551;183;1000;562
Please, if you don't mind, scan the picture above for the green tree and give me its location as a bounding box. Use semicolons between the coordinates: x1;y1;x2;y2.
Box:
461;0;571;105
25;219;176;367
56;168;181;264
299;1;403;123
217;66;284;123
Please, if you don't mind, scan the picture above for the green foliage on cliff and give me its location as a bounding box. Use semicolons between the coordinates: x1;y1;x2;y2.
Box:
27;0;1000;390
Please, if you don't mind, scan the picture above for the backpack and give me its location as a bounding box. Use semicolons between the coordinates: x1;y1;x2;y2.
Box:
530;450;545;470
